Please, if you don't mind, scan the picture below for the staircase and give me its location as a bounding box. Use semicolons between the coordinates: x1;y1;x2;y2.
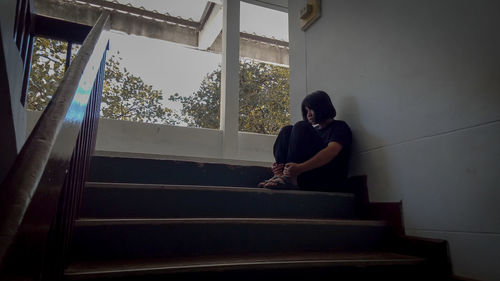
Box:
64;153;452;280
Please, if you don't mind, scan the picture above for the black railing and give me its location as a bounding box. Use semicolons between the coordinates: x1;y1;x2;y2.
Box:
0;12;110;281
43;53;107;281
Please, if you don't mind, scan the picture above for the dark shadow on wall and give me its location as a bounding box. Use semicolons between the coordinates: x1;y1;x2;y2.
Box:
0;35;20;184
337;94;394;202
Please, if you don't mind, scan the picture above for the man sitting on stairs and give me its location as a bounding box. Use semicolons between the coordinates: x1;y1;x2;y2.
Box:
258;90;352;191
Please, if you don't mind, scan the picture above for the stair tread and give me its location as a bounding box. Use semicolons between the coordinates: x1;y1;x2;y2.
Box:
81;182;358;220
75;217;387;227
92;151;273;167
85;182;355;197
66;251;425;277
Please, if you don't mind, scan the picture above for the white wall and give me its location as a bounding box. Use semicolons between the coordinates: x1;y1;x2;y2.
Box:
95;117;223;158
26;111;275;164
289;0;500;280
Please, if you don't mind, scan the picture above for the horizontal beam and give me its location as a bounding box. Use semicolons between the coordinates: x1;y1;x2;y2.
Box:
34;0;289;65
240;33;288;48
34;0;198;47
32;14;91;44
210;32;289;65
75;0;199;28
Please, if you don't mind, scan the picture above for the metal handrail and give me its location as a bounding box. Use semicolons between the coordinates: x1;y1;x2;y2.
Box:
0;12;110;274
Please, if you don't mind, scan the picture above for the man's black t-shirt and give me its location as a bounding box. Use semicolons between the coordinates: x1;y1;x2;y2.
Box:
314;120;352;186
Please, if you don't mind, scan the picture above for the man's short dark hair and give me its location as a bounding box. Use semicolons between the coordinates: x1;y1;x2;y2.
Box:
301;90;337;123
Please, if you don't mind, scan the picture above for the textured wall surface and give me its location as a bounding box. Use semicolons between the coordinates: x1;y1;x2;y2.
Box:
288;0;500;280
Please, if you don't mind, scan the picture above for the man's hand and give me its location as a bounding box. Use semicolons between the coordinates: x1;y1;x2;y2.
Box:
284;162;303;178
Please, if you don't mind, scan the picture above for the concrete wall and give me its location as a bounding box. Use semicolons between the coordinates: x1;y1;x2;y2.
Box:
0;0;27;183
26;111;276;164
289;0;500;280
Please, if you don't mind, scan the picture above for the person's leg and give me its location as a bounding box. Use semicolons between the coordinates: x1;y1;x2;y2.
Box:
285;122;346;191
266;121;325;189
287;121;325;163
273;125;293;164
258;125;292;187
297;164;335;191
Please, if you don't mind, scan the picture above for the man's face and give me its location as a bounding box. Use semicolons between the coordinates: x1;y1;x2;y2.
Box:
306;107;316;124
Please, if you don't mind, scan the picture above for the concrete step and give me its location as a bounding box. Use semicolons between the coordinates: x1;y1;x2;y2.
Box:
88;155;273;187
65;252;427;281
81;182;357;219
71;218;392;261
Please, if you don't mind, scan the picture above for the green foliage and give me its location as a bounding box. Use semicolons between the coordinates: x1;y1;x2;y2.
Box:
239;60;290;135
27;37;174;124
169;69;221;129
101;55;167;123
170;60;290;135
27;37;67;111
27;38;290;134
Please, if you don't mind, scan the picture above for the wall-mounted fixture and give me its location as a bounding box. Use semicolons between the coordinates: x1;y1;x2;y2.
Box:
300;0;321;31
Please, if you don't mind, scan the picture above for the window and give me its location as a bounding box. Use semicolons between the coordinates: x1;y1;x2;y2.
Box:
27;1;290;134
27;37;69;111
238;1;290;135
95;1;223;128
100;32;221;126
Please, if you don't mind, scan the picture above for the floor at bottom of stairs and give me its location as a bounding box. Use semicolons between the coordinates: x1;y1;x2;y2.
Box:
65;251;432;281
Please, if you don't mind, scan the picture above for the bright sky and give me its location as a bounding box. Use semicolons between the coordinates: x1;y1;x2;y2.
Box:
104;1;288;110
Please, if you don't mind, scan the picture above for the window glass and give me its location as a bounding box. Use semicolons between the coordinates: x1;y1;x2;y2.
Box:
27;37;68;111
238;2;290;135
103;31;221;126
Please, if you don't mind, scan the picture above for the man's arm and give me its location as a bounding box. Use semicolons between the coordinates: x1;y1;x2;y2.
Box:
284;141;343;177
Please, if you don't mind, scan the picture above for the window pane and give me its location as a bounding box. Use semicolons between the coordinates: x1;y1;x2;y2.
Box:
27;37;68;111
102;26;221;127
239;2;290;135
240;2;288;41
